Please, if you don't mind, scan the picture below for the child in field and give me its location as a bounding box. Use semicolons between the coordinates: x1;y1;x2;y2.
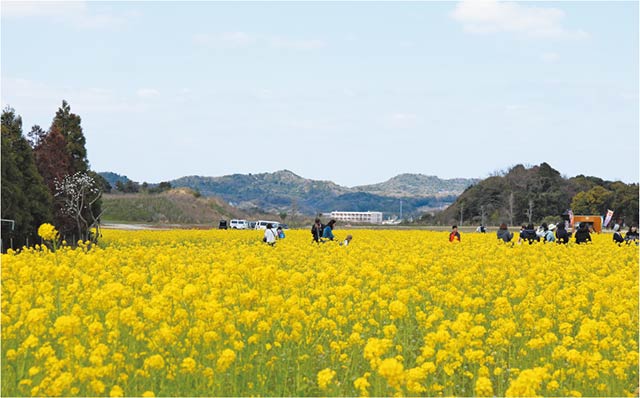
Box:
449;225;461;242
341;234;352;246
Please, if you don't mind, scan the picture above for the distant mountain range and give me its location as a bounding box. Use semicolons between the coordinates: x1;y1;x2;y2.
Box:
99;170;480;217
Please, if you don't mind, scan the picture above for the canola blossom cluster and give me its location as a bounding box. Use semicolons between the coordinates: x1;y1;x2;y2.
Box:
37;223;59;242
2;229;638;397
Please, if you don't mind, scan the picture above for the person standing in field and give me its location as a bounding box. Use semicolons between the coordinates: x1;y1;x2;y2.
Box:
449;225;461;242
497;223;513;242
311;218;324;243
322;219;336;241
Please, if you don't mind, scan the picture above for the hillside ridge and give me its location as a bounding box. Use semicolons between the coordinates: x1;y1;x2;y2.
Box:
100;170;475;216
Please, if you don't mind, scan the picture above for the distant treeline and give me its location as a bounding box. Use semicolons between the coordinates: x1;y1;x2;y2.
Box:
428;163;638;227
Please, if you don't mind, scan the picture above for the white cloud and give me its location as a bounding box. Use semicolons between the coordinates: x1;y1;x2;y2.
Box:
451;0;589;39
505;104;525;112
1;1;129;30
193;32;256;49
268;37;326;50
392;113;417;121
343;89;358;98
194;32;325;50
541;52;560;63
387;112;419;129
136;88;160;98
1;1;86;18
1;76;149;117
74;12;128;30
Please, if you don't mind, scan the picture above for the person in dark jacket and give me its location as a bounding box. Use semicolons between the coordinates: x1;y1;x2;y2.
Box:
625;226;639;243
574;223;592;244
555;222;570;244
518;224;539;244
311;218;324;243
613;226;625;245
497;223;513;242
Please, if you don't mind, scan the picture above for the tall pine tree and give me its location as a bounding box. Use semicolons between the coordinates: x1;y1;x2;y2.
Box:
1;107;53;249
32;101;102;240
51;100;89;172
33;125;76;235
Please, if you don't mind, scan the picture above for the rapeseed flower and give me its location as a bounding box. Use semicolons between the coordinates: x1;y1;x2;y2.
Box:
37;223;59;241
317;368;336;390
1;229;636;397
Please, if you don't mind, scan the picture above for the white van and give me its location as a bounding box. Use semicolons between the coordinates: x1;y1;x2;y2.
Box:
229;219;248;229
254;220;279;230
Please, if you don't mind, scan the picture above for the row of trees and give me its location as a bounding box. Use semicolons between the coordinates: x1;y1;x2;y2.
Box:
114;180;172;194
2;101;104;250
430;163;639;227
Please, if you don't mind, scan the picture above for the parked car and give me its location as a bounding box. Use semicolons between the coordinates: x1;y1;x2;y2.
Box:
230;219;248;229
254;220;279;230
218;220;228;229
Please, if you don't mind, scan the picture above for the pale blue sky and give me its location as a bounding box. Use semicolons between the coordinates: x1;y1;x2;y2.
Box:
2;1;638;186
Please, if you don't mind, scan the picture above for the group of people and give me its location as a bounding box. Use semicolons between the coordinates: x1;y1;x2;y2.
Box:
613;225;639;245
461;222;640;245
311;218;352;246
515;222;568;244
454;223;562;243
262;223;286;246
262;218;354;247
264;218;638;247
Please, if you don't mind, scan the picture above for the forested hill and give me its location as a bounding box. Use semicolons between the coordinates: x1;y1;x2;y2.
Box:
98;169;473;217
353;174;480;197
437;163;639;226
164;170;473;216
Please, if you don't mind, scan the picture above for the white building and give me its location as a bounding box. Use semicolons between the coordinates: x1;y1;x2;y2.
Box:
325;211;383;224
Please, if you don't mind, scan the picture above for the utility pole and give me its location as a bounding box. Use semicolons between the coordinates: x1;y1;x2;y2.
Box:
480;205;486;226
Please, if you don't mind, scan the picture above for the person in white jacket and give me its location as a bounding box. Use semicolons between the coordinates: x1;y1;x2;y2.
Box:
263;223;278;246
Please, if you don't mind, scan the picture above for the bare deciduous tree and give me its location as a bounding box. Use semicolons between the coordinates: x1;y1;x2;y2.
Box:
55;172;104;244
524;198;534;224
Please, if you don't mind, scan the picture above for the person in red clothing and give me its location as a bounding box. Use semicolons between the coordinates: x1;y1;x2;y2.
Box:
449;225;461;242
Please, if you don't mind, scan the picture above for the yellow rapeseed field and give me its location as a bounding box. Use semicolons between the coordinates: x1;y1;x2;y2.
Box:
2;228;638;397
